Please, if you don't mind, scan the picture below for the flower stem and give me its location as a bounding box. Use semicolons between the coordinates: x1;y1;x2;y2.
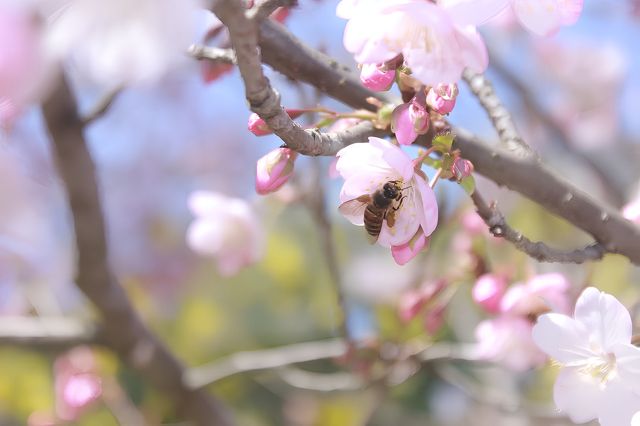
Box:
430;168;443;189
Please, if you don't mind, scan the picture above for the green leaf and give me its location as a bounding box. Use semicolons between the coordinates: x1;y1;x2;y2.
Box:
422;157;441;168
460;175;476;194
432;133;454;153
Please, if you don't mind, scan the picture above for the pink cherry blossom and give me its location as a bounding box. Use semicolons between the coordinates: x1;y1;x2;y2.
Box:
255;147;297;194
475;316;547;371
54;347;102;421
440;0;584;36
187;191;263;276
391;96;429;146
391;231;429;264
336;137;438;251
500;273;571;316
360;63;396;91
472;273;507;314
338;0;488;85
532;287;640;426
426;83;458;114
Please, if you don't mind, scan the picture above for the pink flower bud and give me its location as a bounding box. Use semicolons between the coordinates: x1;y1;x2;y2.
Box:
451;157;474;181
360;63;396;91
256;147;296;194
424;304;446;335
398;290;427;323
472;273;507;314
391;228;429;265
427;83;458;114
390;97;429;146
248;109;306;136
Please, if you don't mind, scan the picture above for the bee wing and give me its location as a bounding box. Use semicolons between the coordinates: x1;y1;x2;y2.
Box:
338;195;371;222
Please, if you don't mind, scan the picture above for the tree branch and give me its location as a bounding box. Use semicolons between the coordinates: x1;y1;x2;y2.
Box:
42;75;233;426
254;22;640;264
462;69;536;159
188;45;236;64
248;0;297;21
470;191;605;263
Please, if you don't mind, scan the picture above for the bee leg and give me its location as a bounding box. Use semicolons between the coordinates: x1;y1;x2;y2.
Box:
392;195;407;211
385;208;396;228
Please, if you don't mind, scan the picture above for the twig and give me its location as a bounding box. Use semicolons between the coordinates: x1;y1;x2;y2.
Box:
248;0;297;21
488;55;626;207
462;69;536;159
276;367;365;392
0;317;101;349
82;86;122;125
470;191;605;263
188;45;236;64
42;75;233;426
185;338;347;388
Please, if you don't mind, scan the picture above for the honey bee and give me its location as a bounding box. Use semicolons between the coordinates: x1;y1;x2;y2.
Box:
339;180;408;242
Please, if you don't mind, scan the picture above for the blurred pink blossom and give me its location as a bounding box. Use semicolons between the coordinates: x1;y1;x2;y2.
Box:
441;0;583;36
45;0;207;86
187;191;263;276
500;272;571;316
338;0;487;85
255;147;297;194
472;273;507;314
54;347;102;421
336;137;438;253
475;316;547;371
359;63;395;91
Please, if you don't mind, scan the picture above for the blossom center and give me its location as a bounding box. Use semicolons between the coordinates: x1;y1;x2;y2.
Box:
579;352;617;385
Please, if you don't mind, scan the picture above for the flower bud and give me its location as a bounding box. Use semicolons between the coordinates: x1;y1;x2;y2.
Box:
255;147;296;194
360;63;395;91
424;304;446;334
248;109;306;136
451;157;474;181
472;273;507;314
427;83;458;114
390;96;430;146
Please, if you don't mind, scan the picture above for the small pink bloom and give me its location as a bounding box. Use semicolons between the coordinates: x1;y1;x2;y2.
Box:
360;63;395;91
54;347;102;421
472;273;507;314
391;97;429;146
337;137;438;249
391;229;429;265
398;289;428;323
427;83;458;114
451;157;473;181
461;210;486;235
424;304;446;334
500;273;571;316
187;191;263;276
475;316;546;371
339;0;488;85
255;147;297;195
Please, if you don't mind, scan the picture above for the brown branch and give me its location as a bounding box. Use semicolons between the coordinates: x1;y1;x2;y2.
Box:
254;22;640;265
462;69;536;159
82;86;122;125
188;45;236;64
470;191;605;263
42;75;233;426
488;55;626;207
248;0;297;21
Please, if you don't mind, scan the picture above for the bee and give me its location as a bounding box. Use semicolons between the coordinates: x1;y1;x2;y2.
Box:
339;180;408;242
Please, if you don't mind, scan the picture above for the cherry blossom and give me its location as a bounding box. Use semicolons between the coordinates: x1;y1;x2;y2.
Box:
336;137;438;256
391;95;430;146
532;287;640;426
472;273;507;314
255;147;297;195
440;0;584;36
359;63;396;91
54;347;102;421
426;83;458;115
44;0;207;86
187;191;263;276
500;272;571;316
338;0;488;85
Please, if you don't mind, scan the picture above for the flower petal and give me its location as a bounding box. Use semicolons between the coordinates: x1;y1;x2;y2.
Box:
376;189;420;247
188;191;227;217
531;313;594;364
512;0;563;36
336;141;389;180
391;230;428;265
439;0;510;26
369;137;414;181
412;174;438;236
612;343;640;394
574;287;632;352
558;0;584;25
552;367;602;423
598;378;640;426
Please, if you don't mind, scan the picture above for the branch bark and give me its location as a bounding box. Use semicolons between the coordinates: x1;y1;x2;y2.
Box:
43;75;233;426
0;317;101;350
470;191;605;263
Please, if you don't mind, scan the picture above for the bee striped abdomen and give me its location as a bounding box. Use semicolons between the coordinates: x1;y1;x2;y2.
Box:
364;205;384;237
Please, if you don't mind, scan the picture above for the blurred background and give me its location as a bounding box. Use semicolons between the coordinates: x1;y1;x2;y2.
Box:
1;0;640;424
